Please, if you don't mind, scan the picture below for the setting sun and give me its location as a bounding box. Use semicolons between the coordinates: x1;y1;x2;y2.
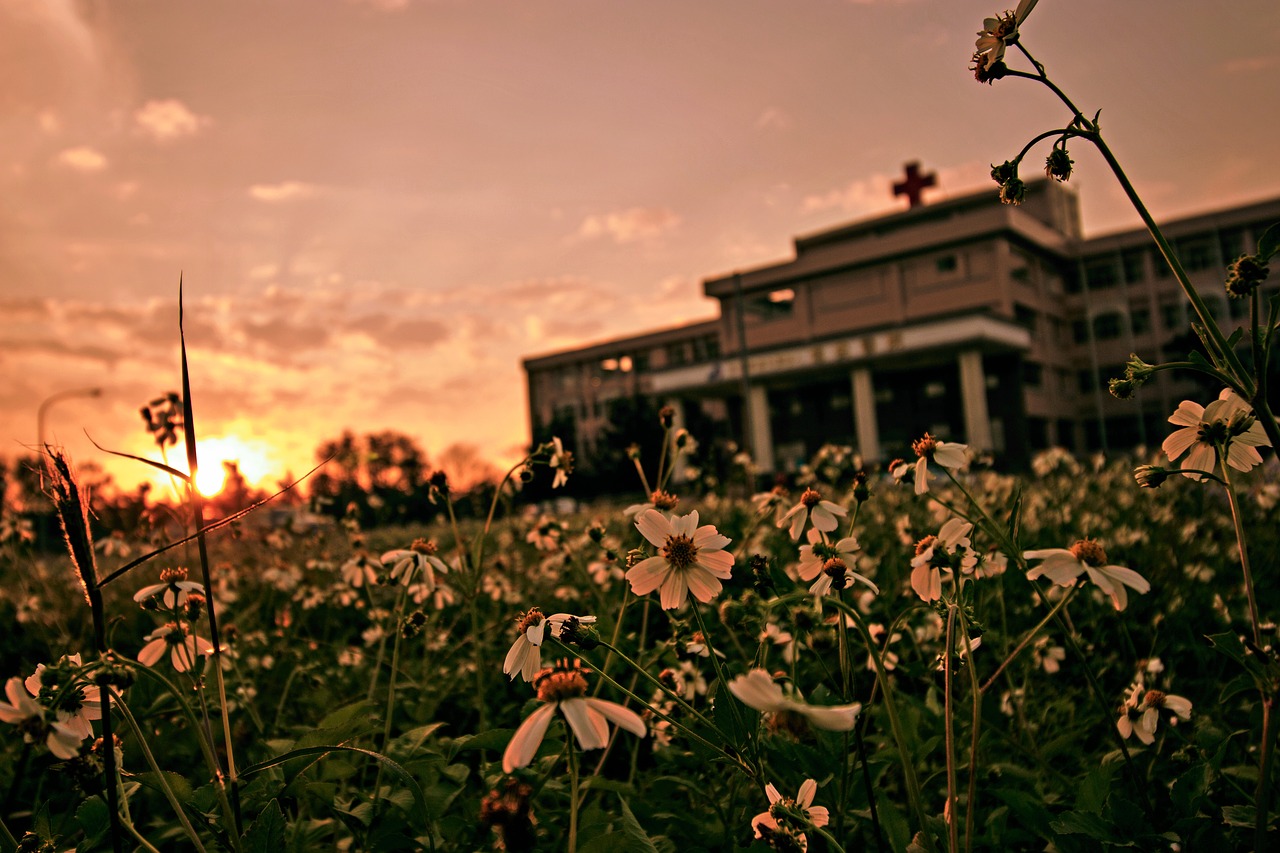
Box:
190;435;275;496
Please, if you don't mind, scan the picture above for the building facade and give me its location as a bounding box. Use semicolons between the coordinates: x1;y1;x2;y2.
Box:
523;177;1279;473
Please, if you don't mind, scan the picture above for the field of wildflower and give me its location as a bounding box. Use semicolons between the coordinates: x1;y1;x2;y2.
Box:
3;1;1280;851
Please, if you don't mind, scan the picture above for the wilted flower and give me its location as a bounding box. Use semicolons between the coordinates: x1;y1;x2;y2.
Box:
1162;388;1271;480
1024;539;1150;611
0;677;83;760
910;518;976;602
138;622;215;672
727;669;860;731
1117;684;1192;745
133;566;205;609
911;434;968;495
380;539;449;589
779;488;847;541
502;661;645;773
752;779;830;851
502;608;598;682
548;437;574;488
972;0;1040;72
627;509;734;610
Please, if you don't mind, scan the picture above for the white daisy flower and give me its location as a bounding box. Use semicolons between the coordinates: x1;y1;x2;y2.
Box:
627;509;734;610
502;608;597;682
727;669;860;732
1162;388;1271;481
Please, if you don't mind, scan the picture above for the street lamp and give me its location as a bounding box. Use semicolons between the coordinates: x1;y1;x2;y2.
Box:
37;387;104;449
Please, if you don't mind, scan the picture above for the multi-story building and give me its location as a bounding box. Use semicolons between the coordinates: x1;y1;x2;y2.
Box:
522;171;1279;473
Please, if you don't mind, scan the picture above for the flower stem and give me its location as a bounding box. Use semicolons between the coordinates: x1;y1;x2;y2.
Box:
110;691;211;853
828;598;937;853
567;725;580;853
1220;458;1262;647
944;604;960;853
980;583;1080;695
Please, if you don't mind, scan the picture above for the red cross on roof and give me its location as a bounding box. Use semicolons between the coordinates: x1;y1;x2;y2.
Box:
893;161;937;208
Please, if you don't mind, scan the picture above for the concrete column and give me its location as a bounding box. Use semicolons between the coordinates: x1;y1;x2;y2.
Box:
959;350;994;450
747;385;775;472
850;367;881;463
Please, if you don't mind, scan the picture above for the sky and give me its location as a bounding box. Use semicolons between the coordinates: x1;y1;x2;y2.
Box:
2;0;1278;494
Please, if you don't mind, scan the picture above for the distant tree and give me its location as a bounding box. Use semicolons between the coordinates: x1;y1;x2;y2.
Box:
310;430;433;526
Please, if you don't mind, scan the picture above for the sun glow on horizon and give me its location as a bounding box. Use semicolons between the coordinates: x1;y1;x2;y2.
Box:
186;435;276;497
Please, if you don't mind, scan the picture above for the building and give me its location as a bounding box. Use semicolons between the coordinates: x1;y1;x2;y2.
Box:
523;169;1280;474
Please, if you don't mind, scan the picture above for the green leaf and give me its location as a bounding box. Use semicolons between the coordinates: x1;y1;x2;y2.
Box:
617;796;659;852
1226;326;1245;349
1051;811;1130;845
241;799;286;853
1257;221;1280;260
241;744;431;824
74;796;109;850
445;727;515;760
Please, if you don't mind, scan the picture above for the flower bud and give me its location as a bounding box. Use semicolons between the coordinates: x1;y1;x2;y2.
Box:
1133;465;1168;489
1108;377;1137;400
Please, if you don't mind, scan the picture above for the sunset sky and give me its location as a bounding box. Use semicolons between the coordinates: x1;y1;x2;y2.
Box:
2;0;1278;493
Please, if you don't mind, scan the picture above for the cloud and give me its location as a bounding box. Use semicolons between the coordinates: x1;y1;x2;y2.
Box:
248;181;318;202
755;107;792;131
56;146;107;172
133;99;210;143
577;206;681;244
1221;56;1279;75
801;175;895;216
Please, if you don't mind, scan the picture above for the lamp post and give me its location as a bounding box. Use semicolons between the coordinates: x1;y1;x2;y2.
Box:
37;387;104;450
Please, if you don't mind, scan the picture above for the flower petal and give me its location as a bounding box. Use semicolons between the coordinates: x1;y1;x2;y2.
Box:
561;697;609;750
626;557;670;596
584;697;647;738
503;703;557;773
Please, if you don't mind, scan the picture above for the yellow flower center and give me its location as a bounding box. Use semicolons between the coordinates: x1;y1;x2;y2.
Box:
912;434;939;458
515;607;545;635
663;533;699;571
800;488;822;508
411;538;437;555
535;662;589;702
1069;539;1107;567
160;567;188;583
650;490;680;511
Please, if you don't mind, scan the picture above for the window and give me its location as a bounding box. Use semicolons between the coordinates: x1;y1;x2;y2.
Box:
1022;361;1043;387
745;288;795;320
1130;308;1152;335
1014;303;1037;331
1178;236;1216;272
1161;303;1185;330
1121;249;1146;283
936;255;958;274
1220;228;1244;264
1092;312;1122;340
1084;257;1118;289
1072;319;1089;343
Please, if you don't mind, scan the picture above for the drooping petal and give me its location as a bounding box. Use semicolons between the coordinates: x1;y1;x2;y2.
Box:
1183;441;1217;477
584;697;647;737
934;443;968;469
1226;442;1264;473
137;637;168;668
728;670;786;712
808;805;830;828
1163;695;1193;720
914;457;930;496
560;698;609;750
502;703;558;773
794;700;861;732
787;508;808;541
527;618;546;646
502;637;530;680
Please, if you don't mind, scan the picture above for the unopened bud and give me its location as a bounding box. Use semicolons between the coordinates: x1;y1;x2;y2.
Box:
1134;465;1168;489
